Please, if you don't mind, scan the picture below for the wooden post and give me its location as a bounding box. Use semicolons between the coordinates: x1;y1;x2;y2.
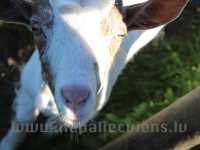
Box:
100;87;200;150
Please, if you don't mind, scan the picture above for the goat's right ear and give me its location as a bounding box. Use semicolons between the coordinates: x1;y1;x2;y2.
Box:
0;0;33;24
123;0;189;31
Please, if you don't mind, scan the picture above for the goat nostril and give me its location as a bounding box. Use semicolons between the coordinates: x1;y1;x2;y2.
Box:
61;85;90;106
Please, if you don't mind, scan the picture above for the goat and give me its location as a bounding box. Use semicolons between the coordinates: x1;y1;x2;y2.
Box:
0;0;189;149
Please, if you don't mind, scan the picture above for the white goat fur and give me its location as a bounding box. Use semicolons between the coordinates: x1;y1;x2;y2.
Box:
0;0;164;149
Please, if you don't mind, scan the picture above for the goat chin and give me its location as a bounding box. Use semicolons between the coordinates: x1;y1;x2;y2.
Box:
43;112;94;135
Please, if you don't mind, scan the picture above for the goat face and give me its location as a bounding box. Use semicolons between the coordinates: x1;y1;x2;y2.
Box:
0;0;189;129
40;0;126;128
36;0;189;129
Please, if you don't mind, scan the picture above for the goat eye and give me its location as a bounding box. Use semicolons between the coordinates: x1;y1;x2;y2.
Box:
30;16;42;35
32;26;42;35
117;26;127;37
117;33;126;37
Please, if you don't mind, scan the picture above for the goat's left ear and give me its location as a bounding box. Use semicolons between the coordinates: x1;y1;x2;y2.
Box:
123;0;189;31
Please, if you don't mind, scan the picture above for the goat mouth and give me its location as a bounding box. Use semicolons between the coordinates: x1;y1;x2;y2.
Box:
66;115;83;122
59;113;89;124
63;117;88;129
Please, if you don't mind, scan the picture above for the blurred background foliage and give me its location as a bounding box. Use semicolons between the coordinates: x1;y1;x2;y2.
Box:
0;1;200;150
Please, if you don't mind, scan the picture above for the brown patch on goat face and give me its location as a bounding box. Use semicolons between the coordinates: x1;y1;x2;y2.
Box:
100;21;110;37
30;0;53;55
34;34;47;55
101;6;127;58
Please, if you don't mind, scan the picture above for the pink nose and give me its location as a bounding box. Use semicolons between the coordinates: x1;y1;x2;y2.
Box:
61;85;90;106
